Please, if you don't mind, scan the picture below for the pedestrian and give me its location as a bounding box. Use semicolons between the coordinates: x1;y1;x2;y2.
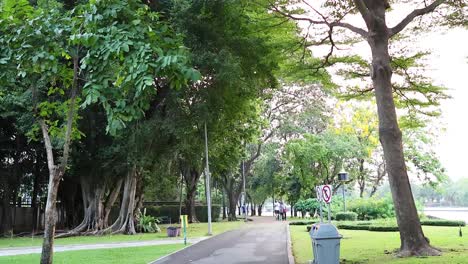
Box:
279;201;285;221
274;201;280;220
282;204;287;221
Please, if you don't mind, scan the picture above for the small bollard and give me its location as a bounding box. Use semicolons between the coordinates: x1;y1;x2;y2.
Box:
309;223;342;264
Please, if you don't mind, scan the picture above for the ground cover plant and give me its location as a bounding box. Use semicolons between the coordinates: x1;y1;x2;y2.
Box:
0;221;243;249
0;244;186;264
290;225;468;264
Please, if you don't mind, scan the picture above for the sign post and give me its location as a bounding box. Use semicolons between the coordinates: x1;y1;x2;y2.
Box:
316;186;323;223
321;185;333;223
180;215;188;245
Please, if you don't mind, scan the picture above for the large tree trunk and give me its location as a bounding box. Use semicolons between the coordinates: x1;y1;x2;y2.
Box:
40;169;61;264
257;202;263;216
182;167;201;223
102;167;138;235
368;15;439;256
222;189;227;219
227;192;239;221
0;175;12;236
358;158;365;198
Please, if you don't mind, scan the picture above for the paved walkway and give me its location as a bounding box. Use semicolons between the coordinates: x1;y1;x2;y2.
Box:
151;217;290;264
0;237;209;257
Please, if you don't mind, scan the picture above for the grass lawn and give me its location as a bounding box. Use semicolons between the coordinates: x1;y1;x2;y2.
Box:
0;221;244;249
290;225;468;264
0;244;186;264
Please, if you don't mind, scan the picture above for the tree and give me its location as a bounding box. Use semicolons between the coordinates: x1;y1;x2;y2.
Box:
1;1;197;262
271;0;464;256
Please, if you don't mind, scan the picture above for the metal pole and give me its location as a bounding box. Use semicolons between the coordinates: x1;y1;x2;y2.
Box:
204;122;212;235
343;184;346;212
328;203;331;223
242;160;247;222
319;201;323;223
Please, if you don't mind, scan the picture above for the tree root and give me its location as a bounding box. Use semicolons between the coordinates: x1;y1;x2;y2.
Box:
397;245;442;257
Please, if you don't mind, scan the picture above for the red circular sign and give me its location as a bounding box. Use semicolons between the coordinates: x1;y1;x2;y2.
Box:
322;185;332;204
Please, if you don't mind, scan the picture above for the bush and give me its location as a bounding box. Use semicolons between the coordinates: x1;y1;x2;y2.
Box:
336;223;370;231
347;197;395;220
137;209;161;233
145;204;222;223
335;212;358;221
368;226;399;232
420;219;466;227
289;221;317;226
337;221;398;232
295;198;320;217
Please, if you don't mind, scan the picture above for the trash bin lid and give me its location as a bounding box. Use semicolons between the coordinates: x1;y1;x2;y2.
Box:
310;223;342;239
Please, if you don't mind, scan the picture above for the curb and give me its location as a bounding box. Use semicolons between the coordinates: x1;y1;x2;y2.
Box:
287;224;295;264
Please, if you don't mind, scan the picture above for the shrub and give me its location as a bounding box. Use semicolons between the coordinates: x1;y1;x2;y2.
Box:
337;221;398;232
137;208;161;233
368;226;399;232
336;223;370;231
145;204;222;223
420;219;466;227
335;212;358;221
289;221;317;226
295;198;320;217
347;197;395;220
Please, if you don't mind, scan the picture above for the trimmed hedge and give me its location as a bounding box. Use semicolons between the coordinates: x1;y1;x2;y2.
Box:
289;221;317;226
337;222;398;232
145;204;221;223
368;226;399;232
336;224;370;231
335;212;358;221
421;219;466;227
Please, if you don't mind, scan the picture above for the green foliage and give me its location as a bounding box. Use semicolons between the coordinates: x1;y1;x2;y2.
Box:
335;212;358;221
284;131;361;189
294;198;320;214
145;205;221;223
420;220;466;227
137;209;161;233
289;221;317;226
347;197;395;220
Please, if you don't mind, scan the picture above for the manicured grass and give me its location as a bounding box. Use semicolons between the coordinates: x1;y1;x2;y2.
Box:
0;244;186;264
290;225;468;264
0;221;244;249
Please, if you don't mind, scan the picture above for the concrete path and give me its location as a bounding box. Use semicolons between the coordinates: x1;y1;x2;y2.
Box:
0;237;209;257
151;217;290;264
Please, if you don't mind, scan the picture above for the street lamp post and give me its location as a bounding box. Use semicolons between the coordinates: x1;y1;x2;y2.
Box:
338;171;349;212
204;122;212;235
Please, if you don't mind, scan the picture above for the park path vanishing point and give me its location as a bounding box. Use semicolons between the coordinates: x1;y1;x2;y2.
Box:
151;216;290;264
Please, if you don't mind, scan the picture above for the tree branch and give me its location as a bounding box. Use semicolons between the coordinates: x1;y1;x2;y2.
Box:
353;0;371;24
389;0;446;37
39;120;55;173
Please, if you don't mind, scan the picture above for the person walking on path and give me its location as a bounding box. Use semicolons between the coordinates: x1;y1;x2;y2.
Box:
274;201;280;220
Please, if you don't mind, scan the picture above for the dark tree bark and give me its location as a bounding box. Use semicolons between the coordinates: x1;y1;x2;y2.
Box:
357;158;365;198
257;202;263;216
0;175;12;236
101;167;139;235
181;165;201;223
361;0;440;256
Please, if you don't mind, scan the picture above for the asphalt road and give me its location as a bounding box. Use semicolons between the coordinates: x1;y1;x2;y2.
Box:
151;220;289;264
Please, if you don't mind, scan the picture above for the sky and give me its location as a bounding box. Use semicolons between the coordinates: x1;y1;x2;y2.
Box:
421;28;468;180
298;2;468;181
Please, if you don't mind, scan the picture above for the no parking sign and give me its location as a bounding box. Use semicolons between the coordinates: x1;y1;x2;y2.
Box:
316;185;332;204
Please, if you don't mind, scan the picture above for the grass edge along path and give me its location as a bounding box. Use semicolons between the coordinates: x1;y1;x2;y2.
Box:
290;225;468;264
0;221;244;249
0;244;186;264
